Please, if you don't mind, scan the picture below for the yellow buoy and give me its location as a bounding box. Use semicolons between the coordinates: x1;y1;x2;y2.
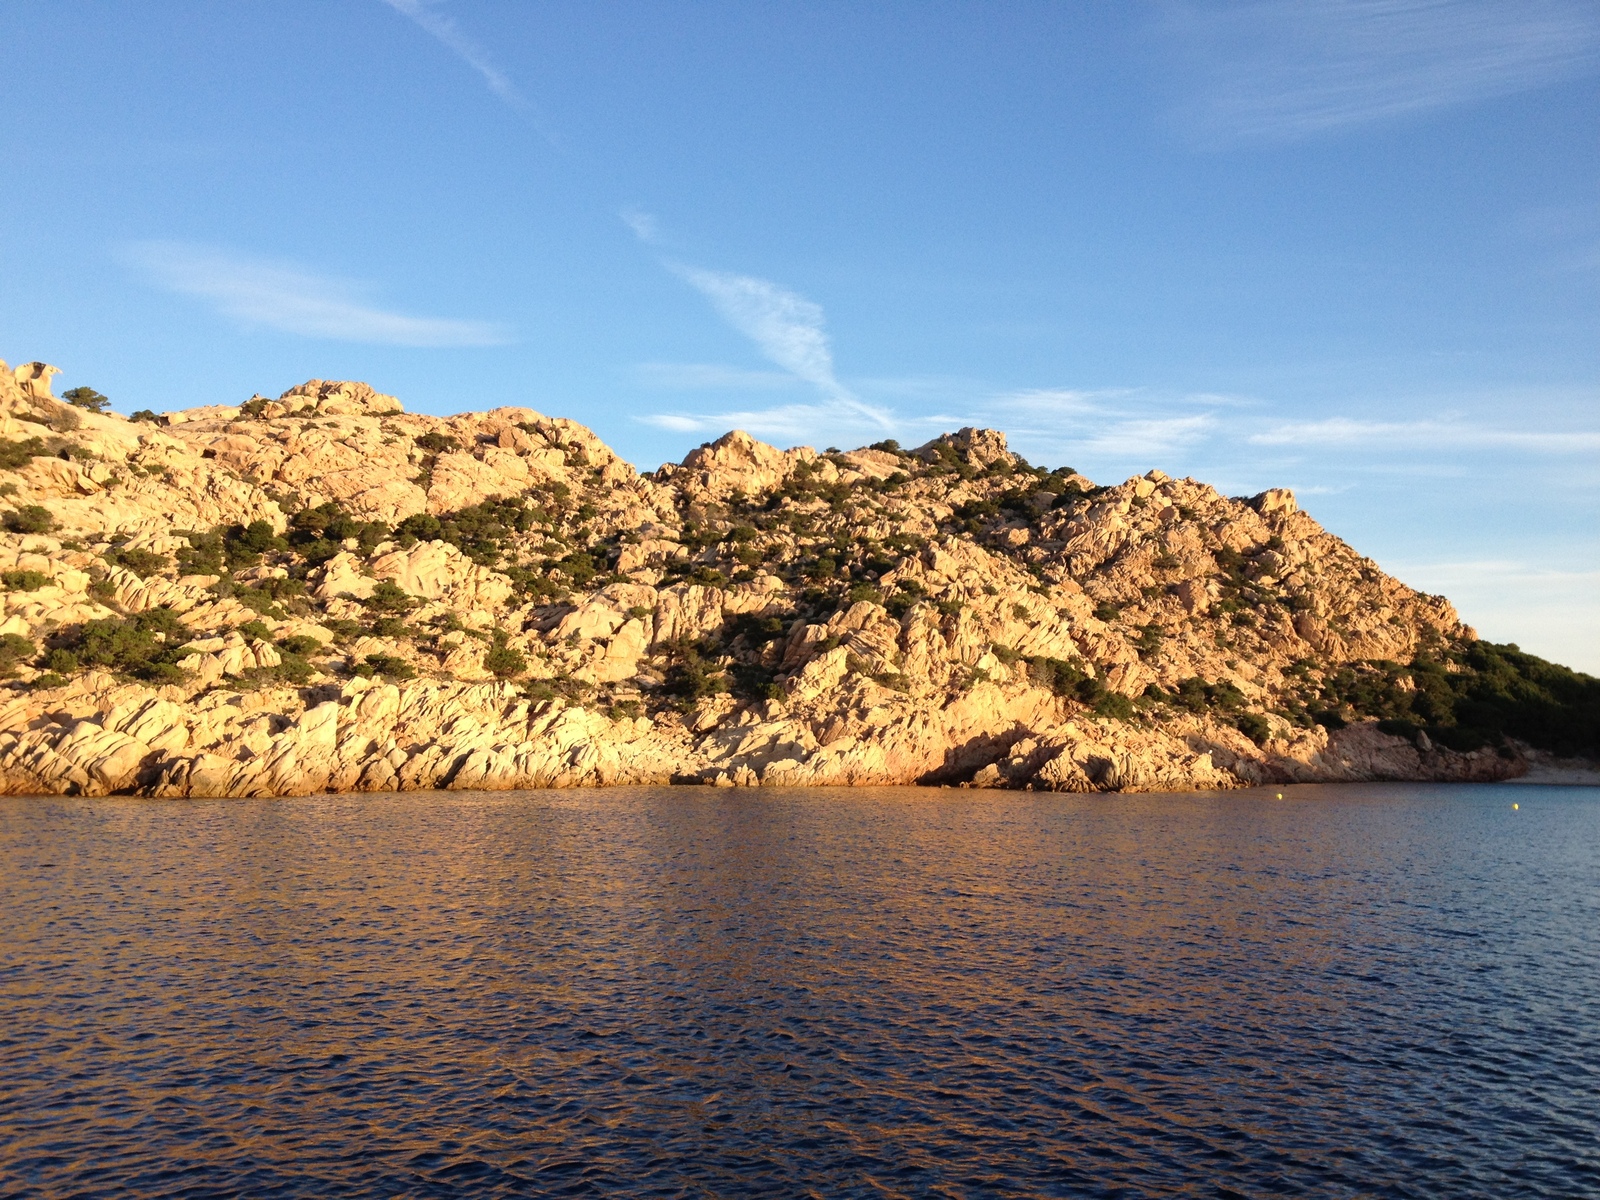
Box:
1276;792;1283;799
1513;802;1519;810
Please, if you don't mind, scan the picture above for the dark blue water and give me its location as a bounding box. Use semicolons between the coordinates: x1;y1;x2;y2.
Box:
1;783;1597;1198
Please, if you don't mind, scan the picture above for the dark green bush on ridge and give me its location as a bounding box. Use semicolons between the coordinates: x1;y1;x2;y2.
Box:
1322;641;1600;758
62;387;111;413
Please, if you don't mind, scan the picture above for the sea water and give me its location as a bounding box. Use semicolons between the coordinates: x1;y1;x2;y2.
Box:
2;783;1596;1197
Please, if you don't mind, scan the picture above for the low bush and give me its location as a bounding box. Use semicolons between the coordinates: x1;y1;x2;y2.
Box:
482;635;527;678
3;505;55;534
359;653;416;680
362;581;416;614
1321;642;1600;758
1235;712;1273;745
414;431;460;454
51;607;193;682
0;633;35;677
0;437;45;469
103;546;170;578
1;570;50;591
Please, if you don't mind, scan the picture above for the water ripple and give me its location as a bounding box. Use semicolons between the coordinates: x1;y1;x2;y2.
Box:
2;783;1597;1197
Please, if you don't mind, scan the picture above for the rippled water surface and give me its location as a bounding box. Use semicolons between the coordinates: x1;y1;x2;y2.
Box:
2;784;1598;1198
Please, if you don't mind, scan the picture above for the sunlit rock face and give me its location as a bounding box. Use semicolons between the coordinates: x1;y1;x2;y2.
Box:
0;357;1546;797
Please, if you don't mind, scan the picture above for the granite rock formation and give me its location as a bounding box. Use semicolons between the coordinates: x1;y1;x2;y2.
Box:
0;356;1561;796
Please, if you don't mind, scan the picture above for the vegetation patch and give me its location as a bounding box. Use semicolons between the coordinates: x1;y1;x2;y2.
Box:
47;607;194;683
1320;642;1600;757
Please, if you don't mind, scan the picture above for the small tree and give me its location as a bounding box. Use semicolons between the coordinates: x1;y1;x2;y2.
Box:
483;631;526;678
62;387;111;413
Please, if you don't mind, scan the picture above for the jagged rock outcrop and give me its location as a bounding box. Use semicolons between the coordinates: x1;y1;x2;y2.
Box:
0;355;1568;797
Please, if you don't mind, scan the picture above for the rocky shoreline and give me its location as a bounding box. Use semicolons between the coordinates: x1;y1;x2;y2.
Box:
0;357;1589;797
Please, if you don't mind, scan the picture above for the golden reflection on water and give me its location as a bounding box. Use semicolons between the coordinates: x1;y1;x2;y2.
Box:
1;784;1597;1196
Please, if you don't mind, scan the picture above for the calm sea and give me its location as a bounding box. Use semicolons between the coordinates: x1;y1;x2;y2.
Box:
2;784;1597;1198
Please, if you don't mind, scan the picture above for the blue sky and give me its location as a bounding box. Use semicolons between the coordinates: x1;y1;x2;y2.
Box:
2;1;1597;670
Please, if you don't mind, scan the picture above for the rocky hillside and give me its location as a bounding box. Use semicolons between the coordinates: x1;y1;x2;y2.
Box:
0;356;1593;797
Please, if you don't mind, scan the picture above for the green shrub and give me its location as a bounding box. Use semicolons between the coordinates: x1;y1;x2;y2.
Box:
483;638;527;678
237;620;272;642
221;520;289;568
664;640;727;706
288;503;389;564
3;505;56;534
397;498;539;566
1163;676;1247;714
269;655;315;685
363;581;416;614
51;608;192;682
175;530;226;576
1235;712;1272;745
276;634;324;656
728;612;788;647
128;410;160;424
0;437;46;469
1;570;50;591
62;387;111;413
103;547;170;578
362;653;415;680
0;633;35;677
414;431;460;454
1093;691;1135;720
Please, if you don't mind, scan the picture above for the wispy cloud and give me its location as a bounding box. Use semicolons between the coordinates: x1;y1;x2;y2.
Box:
621;208;660;244
1164;0;1600;146
636;399;896;444
668;265;847;395
125;241;510;347
635;362;796;390
656;261;894;433
1248;416;1600;453
983;388;1223;465
620;211;885;425
378;0;554;138
1073;414;1218;457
